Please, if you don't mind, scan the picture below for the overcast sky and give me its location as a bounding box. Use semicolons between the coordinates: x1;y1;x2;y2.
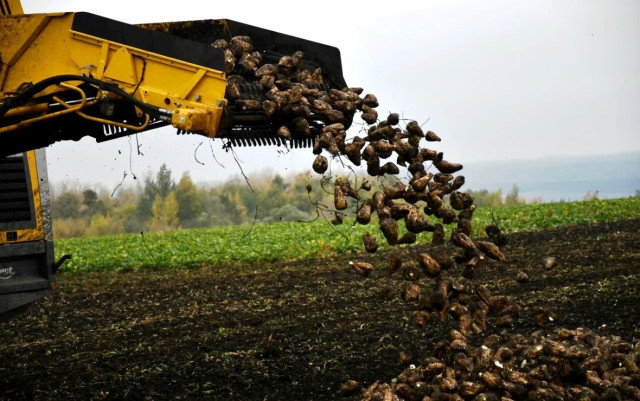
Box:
21;0;640;190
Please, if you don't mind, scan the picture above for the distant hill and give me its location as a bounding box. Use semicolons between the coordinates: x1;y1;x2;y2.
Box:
461;152;640;202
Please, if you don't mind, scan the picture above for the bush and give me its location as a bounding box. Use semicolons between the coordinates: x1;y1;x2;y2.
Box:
87;214;122;237
260;204;310;223
53;218;89;239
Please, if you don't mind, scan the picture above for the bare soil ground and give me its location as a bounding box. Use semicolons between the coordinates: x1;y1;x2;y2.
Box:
1;219;639;400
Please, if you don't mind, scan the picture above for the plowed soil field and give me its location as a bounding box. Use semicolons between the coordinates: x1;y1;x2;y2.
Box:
1;219;639;400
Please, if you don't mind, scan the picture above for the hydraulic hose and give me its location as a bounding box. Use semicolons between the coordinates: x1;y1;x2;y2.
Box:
0;74;162;119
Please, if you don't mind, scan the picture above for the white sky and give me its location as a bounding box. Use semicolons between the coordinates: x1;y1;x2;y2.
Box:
21;0;640;190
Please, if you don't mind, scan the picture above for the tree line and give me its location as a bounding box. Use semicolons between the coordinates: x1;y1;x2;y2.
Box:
51;164;531;238
51;164;330;238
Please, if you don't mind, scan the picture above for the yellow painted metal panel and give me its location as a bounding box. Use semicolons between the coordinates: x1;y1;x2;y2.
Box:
102;47;137;86
1;0;24;16
1;12;228;137
0;150;45;245
20;150;45;241
0;13;77;98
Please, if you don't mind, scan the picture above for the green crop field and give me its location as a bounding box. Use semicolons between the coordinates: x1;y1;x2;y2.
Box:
55;197;639;273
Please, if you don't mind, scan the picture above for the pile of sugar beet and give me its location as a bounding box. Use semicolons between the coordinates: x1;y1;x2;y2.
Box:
214;36;640;401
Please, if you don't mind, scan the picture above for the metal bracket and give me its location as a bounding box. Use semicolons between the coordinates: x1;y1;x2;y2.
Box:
53;254;72;273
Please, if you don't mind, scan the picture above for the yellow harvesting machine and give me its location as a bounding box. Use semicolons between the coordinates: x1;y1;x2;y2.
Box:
0;0;348;317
